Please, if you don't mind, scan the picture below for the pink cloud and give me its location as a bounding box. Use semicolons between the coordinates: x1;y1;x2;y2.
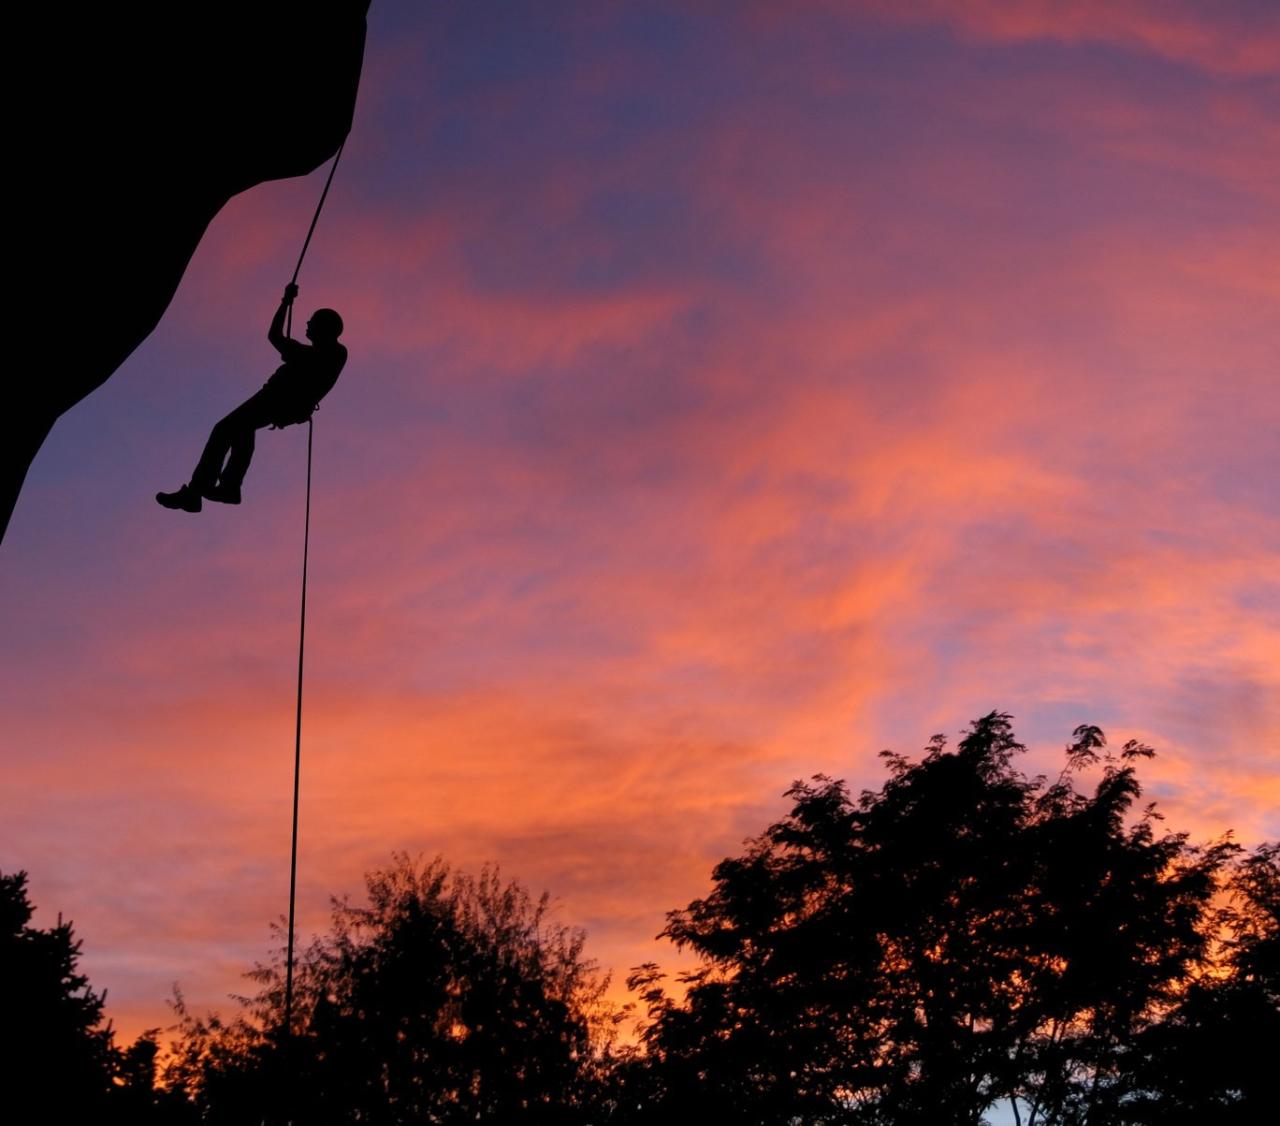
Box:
6;0;1277;1048
849;0;1280;78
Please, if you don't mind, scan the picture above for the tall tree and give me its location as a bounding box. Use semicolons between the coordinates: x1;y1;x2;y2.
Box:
627;714;1238;1125
1;869;118;1119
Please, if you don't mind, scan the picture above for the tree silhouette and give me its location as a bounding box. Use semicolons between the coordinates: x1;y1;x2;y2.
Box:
1;869;169;1121
1114;842;1279;1122
164;855;617;1124
624;714;1242;1125
2;868;118;1118
13;718;1273;1123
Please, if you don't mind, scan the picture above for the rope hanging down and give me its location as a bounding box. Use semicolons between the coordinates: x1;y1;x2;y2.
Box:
283;136;346;1045
283;416;312;1044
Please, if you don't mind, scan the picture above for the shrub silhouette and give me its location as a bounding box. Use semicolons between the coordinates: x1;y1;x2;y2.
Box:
164;856;615;1125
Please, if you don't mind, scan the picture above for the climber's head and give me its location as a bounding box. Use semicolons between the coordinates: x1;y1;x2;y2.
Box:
306;308;344;343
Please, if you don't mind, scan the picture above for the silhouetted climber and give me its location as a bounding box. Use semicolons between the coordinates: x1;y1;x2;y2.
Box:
156;284;346;512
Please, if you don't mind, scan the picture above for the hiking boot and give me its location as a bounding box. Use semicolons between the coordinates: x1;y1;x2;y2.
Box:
205;482;242;505
156;485;202;513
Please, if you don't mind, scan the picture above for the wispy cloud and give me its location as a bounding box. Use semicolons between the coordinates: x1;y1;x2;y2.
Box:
3;0;1276;1043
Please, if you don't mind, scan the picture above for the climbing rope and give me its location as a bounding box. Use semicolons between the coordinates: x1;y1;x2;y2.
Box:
284;136;347;342
283;415;312;1047
282;136;347;1047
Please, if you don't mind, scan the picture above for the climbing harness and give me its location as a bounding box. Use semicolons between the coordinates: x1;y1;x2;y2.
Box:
282;136;347;1046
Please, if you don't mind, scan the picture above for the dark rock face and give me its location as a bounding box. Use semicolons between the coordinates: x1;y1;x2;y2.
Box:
5;3;371;541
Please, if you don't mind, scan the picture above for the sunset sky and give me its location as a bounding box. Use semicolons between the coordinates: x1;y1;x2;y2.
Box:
3;0;1278;1045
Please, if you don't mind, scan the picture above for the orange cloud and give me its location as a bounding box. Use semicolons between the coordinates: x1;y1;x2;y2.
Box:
5;0;1277;1049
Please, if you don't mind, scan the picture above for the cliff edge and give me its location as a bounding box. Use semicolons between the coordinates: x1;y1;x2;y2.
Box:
5;3;371;542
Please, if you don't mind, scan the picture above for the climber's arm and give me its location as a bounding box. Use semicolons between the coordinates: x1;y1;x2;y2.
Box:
268;284;299;353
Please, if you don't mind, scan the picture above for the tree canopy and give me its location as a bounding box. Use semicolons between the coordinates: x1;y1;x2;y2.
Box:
623;713;1273;1124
